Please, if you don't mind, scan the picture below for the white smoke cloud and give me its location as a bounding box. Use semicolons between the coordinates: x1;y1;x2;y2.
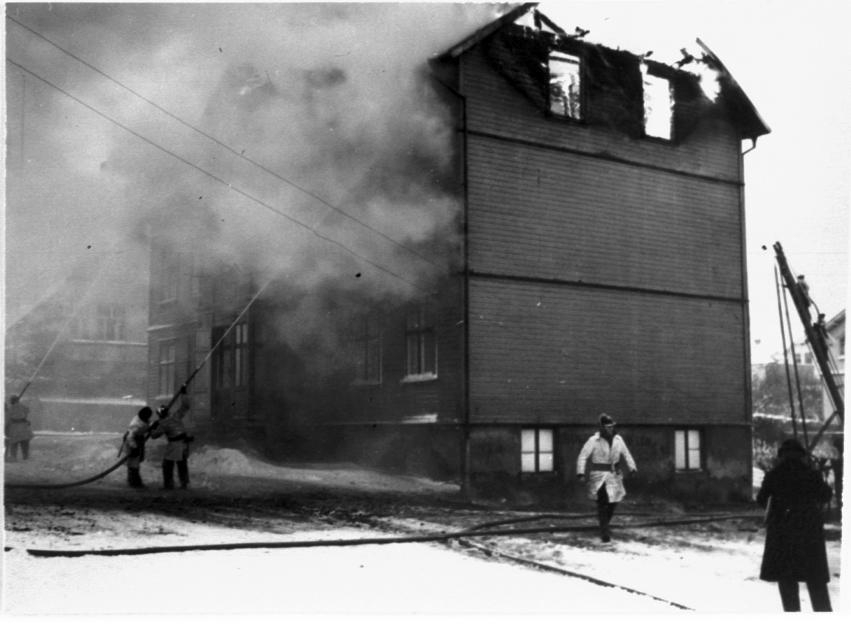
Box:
5;3;501;338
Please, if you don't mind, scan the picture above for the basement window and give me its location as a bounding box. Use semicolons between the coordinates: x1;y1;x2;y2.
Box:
549;52;582;120
521;428;554;473
674;429;702;471
403;306;437;381
642;68;674;140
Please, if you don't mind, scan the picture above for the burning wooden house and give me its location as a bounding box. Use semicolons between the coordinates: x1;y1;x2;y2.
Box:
146;5;770;501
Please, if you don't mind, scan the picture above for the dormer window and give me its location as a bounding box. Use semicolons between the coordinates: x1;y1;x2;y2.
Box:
642;69;674;140
549;52;582;120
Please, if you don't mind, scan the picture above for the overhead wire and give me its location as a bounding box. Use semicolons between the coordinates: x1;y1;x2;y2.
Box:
6;57;424;294
6;15;443;271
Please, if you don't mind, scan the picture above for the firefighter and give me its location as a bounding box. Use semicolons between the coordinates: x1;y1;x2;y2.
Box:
121;406;153;488
5;394;34;461
576;413;638;542
150;386;193;490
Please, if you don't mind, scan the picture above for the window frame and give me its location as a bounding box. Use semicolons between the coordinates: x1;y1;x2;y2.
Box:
521;427;555;474
157;339;177;398
548;51;583;121
403;306;437;382
348;313;383;385
674;428;703;472
641;67;675;141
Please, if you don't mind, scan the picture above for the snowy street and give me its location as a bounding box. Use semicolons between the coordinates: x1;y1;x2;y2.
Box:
2;433;842;616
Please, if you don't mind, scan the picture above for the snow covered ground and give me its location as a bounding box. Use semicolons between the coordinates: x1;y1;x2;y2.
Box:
2;432;844;617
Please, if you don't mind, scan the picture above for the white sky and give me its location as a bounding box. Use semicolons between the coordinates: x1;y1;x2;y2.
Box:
535;0;851;363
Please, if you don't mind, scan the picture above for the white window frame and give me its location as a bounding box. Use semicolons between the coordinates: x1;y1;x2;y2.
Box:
521;428;555;473
674;428;702;471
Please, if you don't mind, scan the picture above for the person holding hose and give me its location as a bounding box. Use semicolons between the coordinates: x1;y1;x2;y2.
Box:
576;413;638;543
150;386;193;490
121;406;153;488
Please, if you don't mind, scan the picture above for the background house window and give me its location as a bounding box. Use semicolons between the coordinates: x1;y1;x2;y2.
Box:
642;70;673;140
549;52;582;120
349;314;382;383
234;322;249;387
675;429;702;471
521;428;554;473
157;248;179;303
95;303;126;341
405;307;436;377
158;340;176;397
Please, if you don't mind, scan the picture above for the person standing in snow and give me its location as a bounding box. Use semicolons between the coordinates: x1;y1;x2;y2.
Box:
150;386;193;490
5;394;34;461
121;406;153;488
757;438;833;612
576;413;637;542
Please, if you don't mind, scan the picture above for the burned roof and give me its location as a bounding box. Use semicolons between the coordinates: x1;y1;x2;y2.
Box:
434;4;770;142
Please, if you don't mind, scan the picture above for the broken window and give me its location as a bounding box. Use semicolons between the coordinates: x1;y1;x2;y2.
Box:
642;68;674;140
405;306;436;379
521;428;554;473
674;428;702;471
158;340;176;397
549;52;582;120
349;314;382;384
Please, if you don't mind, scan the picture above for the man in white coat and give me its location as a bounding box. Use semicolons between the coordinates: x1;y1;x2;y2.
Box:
576;413;637;542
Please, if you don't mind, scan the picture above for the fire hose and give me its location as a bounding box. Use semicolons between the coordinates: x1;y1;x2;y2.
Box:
22;513;763;557
5;280;273;490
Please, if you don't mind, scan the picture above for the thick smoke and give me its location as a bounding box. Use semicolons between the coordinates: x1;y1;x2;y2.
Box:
5;3;501;362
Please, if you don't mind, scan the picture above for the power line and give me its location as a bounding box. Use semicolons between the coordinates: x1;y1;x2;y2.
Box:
6;57;425;293
6;15;442;270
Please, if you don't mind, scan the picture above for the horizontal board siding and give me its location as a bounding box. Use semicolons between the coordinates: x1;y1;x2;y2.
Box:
467;136;743;298
468;278;747;425
460;45;742;182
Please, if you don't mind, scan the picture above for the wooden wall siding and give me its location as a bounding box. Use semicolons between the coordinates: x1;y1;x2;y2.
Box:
342;282;464;424
467;277;747;425
466;135;744;299
461;44;743;183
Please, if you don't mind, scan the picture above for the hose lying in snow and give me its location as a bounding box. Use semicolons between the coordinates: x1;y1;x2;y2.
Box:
6;456;130;490
25;513;763;558
455;537;693;611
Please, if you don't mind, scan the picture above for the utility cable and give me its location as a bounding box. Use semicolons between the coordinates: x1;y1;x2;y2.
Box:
6;57;423;294
6;15;442;270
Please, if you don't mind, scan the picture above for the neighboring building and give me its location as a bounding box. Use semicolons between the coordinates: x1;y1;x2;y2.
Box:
5;251;149;431
821;309;845;420
147;5;770;501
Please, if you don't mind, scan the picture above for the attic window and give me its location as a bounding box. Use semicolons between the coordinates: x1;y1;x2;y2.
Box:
642;69;674;140
549;52;582;120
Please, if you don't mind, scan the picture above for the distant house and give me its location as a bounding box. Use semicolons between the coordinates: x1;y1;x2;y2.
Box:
821;309;845;420
5;252;149;431
146;5;769;501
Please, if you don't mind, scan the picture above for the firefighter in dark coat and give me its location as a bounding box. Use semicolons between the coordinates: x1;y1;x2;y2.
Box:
120;406;153;488
757;438;833;612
